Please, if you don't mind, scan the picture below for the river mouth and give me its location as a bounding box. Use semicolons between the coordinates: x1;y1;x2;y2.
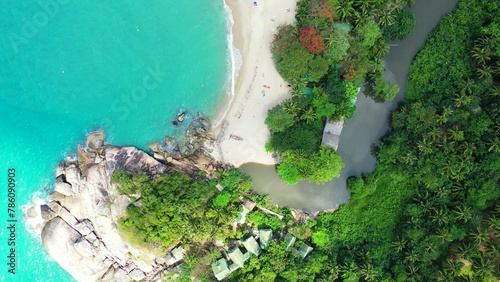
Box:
240;0;460;212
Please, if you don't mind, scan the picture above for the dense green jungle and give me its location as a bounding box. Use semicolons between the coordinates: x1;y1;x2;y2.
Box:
114;0;499;280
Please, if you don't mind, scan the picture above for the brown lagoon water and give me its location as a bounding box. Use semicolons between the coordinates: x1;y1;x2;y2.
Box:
240;0;460;213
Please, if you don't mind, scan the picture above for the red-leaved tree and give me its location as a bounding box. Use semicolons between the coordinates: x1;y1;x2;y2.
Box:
299;26;326;54
312;2;336;22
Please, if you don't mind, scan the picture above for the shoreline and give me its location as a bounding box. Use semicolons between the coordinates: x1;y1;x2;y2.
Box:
210;1;242;128
212;0;298;167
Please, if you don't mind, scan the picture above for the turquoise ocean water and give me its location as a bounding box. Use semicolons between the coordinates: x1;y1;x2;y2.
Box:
0;1;230;281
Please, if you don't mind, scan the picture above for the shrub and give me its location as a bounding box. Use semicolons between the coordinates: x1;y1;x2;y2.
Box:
265;104;296;133
299;26;327;54
383;10;416;40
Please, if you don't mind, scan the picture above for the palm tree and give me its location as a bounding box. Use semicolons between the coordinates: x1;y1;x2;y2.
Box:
483;214;500;234
377;8;395;27
493;121;500;133
293;77;308;89
442;106;454;118
427;126;441;142
470;46;491;65
336;0;356;21
457;242;478;260
417;138;433;155
356;249;374;262
389;0;407;11
291;77;308;97
493;202;500;215
318;261;340;281
436;114;448;125
216;168;230;179
476;65;492;80
474;36;492;50
340;261;359;281
447;126;464;141
406;265;420;278
372;39;390;59
418;199;434;215
392;236;407;252
453;204;472;223
353;11;372;27
300;107;316;123
488;86;500;98
324;34;336;49
435;227;452;243
492;61;500;76
431;208;449;226
404;249;418;263
458;78;475;95
485;241;499;259
451;183;465;196
458;141;474;156
453;92;472;107
471;257;495;279
282;99;299;115
436;269;455;282
469;227;488;245
400;152;417;165
359;263;380;282
442;259;462;277
487;137;500;153
355;0;373;14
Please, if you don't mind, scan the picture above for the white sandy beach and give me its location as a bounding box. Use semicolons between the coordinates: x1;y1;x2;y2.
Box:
214;0;298;167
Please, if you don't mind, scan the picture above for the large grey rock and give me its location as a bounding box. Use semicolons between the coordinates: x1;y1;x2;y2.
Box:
40;145;174;282
40;205;56;221
54;175;73;196
148;141;163;153
42;217;112;282
73;237;94;258
86;131;105;150
64;164;82;193
26;206;38;218
74;219;94;236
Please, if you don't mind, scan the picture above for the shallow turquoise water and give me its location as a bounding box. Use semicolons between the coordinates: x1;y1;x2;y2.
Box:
0;1;229;281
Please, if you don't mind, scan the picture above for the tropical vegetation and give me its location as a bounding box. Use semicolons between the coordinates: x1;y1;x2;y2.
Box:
266;0;414;184
114;0;500;280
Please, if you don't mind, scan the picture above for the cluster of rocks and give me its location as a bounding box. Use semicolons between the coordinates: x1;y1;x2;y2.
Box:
27;131;213;282
149;112;230;178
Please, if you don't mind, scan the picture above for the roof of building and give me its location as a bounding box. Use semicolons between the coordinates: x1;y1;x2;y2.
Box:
212;258;231;281
236;205;250;224
171;247;184;260
243;200;256;211
298;243;314;259
284;234;296;250
322;119;344;151
215;183;224;191
164;247;185;266
242;236;261;256
228;247;248;268
259;229;273;250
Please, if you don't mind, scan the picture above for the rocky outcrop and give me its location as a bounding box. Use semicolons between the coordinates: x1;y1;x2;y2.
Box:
28;131;188;282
